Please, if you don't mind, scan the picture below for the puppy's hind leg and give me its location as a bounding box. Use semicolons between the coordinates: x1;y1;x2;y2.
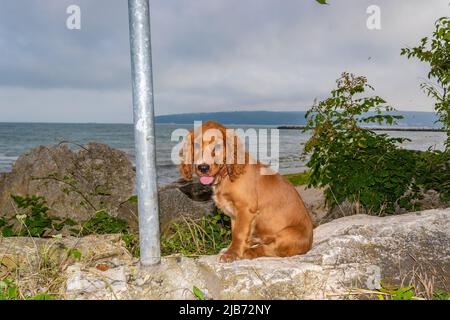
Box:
241;233;278;259
274;225;313;257
242;243;277;259
243;225;312;259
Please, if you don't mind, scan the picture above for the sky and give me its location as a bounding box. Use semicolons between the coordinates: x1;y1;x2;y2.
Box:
0;0;448;123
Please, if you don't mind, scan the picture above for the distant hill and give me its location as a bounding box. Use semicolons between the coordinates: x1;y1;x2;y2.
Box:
156;111;439;128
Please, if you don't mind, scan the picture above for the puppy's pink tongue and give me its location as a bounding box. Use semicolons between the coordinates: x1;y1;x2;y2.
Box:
200;176;214;185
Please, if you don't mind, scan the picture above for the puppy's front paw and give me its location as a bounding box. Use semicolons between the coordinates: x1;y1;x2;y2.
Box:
219;247;228;254
218;251;238;263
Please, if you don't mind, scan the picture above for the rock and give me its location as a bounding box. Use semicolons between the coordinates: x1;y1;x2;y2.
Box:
1;208;447;299
296;186;328;226
66;264;128;298
298;184;450;225
296;185;363;226
0;234;132;267
0;172;8;195
60;208;450;299
158;180;214;232
0;143;137;228
0;143;214;232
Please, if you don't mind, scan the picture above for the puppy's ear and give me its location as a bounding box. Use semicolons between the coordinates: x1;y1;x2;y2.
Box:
179;132;193;181
225;130;246;181
226;163;246;181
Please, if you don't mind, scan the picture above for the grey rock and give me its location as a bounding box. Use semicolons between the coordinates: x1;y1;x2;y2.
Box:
0;143;137;227
60;208;449;300
158;180;214;232
66;264;128;298
2;209;448;299
296;185;327;226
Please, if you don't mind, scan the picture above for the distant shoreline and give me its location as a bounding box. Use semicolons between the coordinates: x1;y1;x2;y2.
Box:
277;125;445;132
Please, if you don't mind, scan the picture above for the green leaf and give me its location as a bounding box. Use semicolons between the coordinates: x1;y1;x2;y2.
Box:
127;195;138;204
30;293;55;300
315;0;328;4
192;286;206;300
2;226;15;237
67;248;82;260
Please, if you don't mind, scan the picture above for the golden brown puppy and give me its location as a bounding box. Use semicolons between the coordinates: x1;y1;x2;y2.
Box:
179;121;313;262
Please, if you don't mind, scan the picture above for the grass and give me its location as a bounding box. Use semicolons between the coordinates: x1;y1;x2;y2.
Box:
1;193;232;260
284;171;310;186
1;195;140;256
351;265;450;300
0;195;143;300
351;284;449;300
0;279;55;300
161;211;231;257
0;238;82;300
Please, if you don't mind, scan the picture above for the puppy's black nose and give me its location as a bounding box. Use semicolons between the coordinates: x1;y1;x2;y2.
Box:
197;163;210;173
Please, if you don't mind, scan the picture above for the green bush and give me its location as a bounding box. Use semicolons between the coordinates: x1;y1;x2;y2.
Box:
414;150;450;202
80;211;128;235
1;195;70;237
401;16;450;149
303;72;415;214
304;72;450;214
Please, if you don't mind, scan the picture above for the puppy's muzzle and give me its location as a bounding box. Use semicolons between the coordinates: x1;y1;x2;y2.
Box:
197;163;210;174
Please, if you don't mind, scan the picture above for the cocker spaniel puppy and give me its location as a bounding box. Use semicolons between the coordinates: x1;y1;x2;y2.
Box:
179;121;313;262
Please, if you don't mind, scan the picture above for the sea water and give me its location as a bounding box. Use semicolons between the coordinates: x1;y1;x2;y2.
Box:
0;123;446;185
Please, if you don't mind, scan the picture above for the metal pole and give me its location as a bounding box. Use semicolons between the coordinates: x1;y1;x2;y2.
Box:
128;0;160;266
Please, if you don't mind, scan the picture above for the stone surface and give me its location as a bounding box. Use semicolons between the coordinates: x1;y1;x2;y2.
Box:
0;234;132;266
0;143;214;232
158;180;214;233
0;143;137;227
296;186;327;226
297;185;450;225
60;208;450;299
1;208;447;299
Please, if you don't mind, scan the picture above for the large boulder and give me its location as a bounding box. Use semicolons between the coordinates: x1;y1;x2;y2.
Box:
0;143;138;228
56;208;449;299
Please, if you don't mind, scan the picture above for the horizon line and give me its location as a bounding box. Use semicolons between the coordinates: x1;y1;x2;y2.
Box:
0;109;437;125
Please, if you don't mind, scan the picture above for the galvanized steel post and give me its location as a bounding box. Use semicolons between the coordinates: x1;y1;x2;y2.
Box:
128;0;160;265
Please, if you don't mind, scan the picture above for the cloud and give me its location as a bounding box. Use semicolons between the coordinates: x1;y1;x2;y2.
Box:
0;0;447;122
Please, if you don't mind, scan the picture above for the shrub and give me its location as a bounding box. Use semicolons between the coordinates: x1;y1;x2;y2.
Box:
414;150;450;202
303;72;416;214
401;16;450;149
1;195;70;237
80;211;128;235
